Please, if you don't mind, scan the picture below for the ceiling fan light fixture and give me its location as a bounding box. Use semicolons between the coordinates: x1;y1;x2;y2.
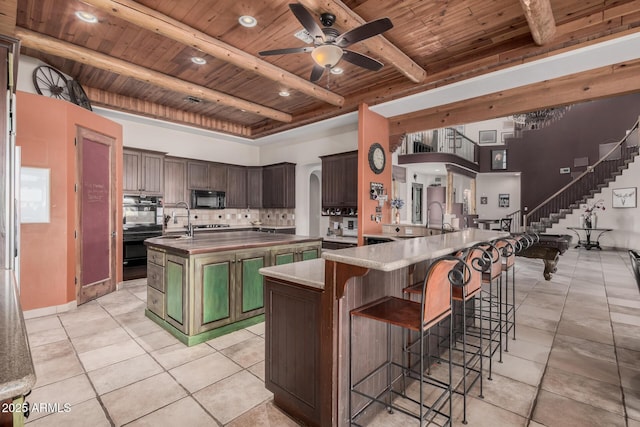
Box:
239;15;257;28
190;56;207;65
330;66;344;75
75;11;98;23
311;44;343;68
279;90;290;97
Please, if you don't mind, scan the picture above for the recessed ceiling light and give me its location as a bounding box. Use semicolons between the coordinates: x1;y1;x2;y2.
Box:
191;56;207;65
279;90;290;97
239;15;257;28
330;67;344;75
75;11;98;23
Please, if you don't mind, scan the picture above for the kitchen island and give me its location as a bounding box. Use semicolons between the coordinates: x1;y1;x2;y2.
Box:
144;231;321;346
260;228;508;426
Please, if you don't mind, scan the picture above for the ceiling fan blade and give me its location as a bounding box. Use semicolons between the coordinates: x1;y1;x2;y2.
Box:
289;3;325;41
259;46;314;56
342;50;384;71
310;64;325;82
335;18;393;48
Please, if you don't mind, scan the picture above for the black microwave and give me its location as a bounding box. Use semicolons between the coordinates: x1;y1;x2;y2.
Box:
191;190;226;209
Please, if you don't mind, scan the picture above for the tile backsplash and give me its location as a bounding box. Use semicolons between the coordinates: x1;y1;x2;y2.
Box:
164;208;295;231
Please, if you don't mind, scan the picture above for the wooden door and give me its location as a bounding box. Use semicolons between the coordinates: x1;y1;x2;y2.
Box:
76;128;117;304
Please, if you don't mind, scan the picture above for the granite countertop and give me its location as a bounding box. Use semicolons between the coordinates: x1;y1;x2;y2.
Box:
164;225;296;234
0;269;36;401
145;230;320;255
323;229;509;272
259;258;325;290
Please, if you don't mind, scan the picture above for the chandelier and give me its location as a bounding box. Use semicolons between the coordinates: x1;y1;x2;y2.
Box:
512;106;570;131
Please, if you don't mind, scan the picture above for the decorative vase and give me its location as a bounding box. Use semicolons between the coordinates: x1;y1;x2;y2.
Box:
590;212;597;229
584;213;592;229
395;210;400;224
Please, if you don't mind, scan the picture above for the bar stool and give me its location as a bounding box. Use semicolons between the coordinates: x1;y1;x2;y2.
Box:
404;245;489;424
476;241;503;377
493;238;517;352
349;256;470;426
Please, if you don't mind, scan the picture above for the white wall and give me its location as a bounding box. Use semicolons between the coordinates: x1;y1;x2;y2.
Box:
464;117;515;145
476;173;522;219
548;157;640;249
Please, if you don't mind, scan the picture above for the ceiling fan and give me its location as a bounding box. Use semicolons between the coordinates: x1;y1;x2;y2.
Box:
259;3;393;82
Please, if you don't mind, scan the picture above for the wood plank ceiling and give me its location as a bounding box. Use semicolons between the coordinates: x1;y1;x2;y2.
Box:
8;0;640;140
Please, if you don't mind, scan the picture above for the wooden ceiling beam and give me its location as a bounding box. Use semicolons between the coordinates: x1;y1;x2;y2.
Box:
297;0;426;83
16;28;293;123
81;0;344;107
518;0;556;45
85;86;253;138
388;57;640;136
0;0;16;36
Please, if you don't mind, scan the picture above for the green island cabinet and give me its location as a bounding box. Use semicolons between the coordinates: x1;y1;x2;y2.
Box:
145;233;321;345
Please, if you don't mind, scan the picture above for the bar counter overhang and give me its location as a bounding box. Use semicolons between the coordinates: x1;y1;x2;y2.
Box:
260;229;509;426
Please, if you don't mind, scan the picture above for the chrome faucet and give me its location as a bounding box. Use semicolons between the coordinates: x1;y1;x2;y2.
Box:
175;201;192;237
426;201;445;232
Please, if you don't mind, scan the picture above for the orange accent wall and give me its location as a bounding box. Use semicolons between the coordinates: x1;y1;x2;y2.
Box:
357;104;391;246
17;91;123;310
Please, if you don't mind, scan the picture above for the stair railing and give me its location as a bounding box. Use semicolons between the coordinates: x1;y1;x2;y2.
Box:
523;117;639;229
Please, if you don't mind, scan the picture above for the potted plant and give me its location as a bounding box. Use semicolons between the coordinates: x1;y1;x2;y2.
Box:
581;199;605;228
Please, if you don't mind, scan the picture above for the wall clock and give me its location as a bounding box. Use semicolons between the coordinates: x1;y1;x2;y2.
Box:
368;143;385;174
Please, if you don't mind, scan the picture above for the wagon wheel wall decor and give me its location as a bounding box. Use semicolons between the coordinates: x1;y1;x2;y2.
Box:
68;79;93;111
32;65;71;102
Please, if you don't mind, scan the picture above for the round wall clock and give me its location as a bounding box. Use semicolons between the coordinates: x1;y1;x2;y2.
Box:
368;142;386;174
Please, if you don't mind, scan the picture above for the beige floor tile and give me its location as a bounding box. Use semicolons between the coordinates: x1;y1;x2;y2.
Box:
101;372;187;426
624;386;640;422
62;316;121;339
611;312;640;327
150;342;215;370
134;329;180;352
519;292;566;311
220;336;265;368
468;372;537;417
512;324;555;347
226;400;304;427
101;299;146;317
31;341;84;388
547;349;619;386
88;354;164;395
248;361;266;382
194;370;272;424
532;390;626;427
556;317;613;345
27;374;96;421
246;321;265;336
70;326;132;354
608;297;640;309
28;327;69;348
126;397;215;427
616;347;640;370
504;336;551;364
629;418;640;427
78;338;146;372
169;352;242;393
490;353;545;387
541;366;624;415
25;315;63;334
25;398;110;427
619;365;640;392
552;334;617;364
207;329;255;351
120;317;164;338
454;395;528;426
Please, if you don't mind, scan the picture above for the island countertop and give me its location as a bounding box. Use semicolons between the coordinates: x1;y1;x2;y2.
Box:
259;258;325;290
0;269;36;401
322;229;509;272
145;230;321;255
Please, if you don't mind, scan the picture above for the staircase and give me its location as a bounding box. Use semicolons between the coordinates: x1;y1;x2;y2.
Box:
524;120;640;233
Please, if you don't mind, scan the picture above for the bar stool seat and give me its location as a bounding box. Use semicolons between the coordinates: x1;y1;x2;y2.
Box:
349;256;469;426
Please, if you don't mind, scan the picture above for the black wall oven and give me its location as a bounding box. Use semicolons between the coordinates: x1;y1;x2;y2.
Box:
123;196;162;278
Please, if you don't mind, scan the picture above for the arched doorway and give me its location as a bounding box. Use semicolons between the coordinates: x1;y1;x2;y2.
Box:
309;171;321;236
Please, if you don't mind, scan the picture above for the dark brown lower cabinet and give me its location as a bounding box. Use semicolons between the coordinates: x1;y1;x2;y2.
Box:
265;278;321;426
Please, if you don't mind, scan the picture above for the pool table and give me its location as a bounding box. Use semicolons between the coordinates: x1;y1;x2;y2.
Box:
516;234;572;280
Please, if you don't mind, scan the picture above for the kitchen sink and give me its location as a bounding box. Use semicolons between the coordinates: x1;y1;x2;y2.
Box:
158;234;191;240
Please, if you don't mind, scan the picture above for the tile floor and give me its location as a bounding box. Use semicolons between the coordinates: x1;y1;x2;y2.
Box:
23;248;640;426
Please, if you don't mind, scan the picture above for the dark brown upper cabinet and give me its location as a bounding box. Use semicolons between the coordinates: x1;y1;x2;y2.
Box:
163;157;187;206
209;162;228;192
226;165;248;208
247;166;263;209
321;151;357;208
123;148;165;196
262;163;295;208
187;160;209;190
